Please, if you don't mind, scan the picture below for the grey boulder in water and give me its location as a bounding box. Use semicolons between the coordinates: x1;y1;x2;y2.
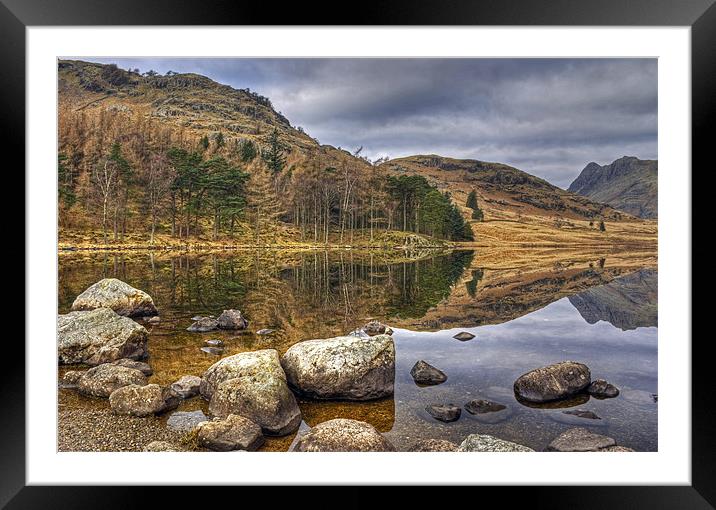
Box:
58;308;148;365
71;278;158;317
281;335;395;400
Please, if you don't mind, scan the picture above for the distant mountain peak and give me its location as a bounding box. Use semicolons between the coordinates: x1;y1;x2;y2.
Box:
568;156;657;219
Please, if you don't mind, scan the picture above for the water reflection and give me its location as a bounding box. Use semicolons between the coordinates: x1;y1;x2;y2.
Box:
58;249;657;451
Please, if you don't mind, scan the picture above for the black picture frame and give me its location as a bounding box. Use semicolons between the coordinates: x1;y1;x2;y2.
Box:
5;0;707;506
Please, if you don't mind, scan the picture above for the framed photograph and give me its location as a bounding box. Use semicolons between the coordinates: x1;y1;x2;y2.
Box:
8;0;708;504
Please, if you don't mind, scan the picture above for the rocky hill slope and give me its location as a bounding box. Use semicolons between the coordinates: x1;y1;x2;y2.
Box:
568;156;657;219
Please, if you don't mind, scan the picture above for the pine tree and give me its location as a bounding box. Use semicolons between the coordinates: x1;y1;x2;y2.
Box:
199;135;210;151
247;165;284;244
466;190;478;210
262;129;287;175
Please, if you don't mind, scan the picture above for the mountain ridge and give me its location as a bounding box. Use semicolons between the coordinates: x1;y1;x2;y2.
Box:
568;156;657;219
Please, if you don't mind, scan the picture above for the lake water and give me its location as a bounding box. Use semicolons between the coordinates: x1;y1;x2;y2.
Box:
58;249;657;451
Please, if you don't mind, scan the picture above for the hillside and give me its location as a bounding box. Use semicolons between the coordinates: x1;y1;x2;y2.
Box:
568;156;658;219
57;60;657;249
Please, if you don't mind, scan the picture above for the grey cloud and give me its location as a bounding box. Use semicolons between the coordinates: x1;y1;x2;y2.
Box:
77;57;657;189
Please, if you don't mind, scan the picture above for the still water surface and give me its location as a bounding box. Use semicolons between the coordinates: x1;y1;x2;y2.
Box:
58;249;657;451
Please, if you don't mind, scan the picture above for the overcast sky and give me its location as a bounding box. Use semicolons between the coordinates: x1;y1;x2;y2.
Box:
80;57;657;189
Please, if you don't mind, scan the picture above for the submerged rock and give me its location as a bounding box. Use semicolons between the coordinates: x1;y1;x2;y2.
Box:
458;434;534;452
256;329;275;335
143;441;180;452
187;317;219;332
202;349;301;436
196;414;264;451
200;346;224;356
547;427;616;452
146;316;161;324
77;363;147;398
513;361;591;403
71;278;158;317
216;309;249;330
169;375;202;399
362;321;393;336
205;339;224;347
464;399;506;415
453;331;475;341
425;403;462;422
409;439;459;452
281;335;395;400
112;358;153;376
292;419;395;452
166;410;208;433
410;360;447;385
587;379;620;399
563;409;601;420
109;384;179;417
58;308;148;365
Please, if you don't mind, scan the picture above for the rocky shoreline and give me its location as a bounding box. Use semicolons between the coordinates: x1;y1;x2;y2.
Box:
58;278;640;453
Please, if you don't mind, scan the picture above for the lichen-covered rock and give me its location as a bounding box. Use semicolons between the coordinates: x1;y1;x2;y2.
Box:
202;350;301;436
187;317;219;332
587;379;620;398
169;375;202;399
166;410;208;433
547;427;617;452
77;363;147;397
426;403;462;422
458;434;534;452
109;384;179;417
58;308;148;365
71;278;158;317
196;414;264;451
216;309;249;330
409;439;459;452
600;445;635;452
410;360;447;385
292;419;395;452
362;321;393;336
112;358;153;376
143;441;180;452
60;370;84;389
513;361;591;403
281;335;395;400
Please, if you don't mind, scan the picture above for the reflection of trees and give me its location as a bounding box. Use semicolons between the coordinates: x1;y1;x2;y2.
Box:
59;250;475;340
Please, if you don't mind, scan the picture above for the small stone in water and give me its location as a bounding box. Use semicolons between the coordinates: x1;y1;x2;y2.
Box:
205;339;224;347
201;346;224;355
563;409;601;420
425;403;462;422
464;399;506;415
256;329;275;335
453;331;475;341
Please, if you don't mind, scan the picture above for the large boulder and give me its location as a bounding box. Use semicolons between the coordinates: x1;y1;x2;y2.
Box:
77;363;147;397
547;427;617;452
71;278;158;317
513;361;591;403
196;414;264;451
410;360;447;385
202;350;301;436
109;384;179;418
58;308;148;365
216;309;249;330
292;419;395;452
281;335;395;400
458;434;534;452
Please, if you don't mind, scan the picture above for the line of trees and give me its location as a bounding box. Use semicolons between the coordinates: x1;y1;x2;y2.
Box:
58;106;474;244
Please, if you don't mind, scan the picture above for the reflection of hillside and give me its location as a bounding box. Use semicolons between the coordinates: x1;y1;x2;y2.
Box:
567;269;657;330
398;249;657;330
